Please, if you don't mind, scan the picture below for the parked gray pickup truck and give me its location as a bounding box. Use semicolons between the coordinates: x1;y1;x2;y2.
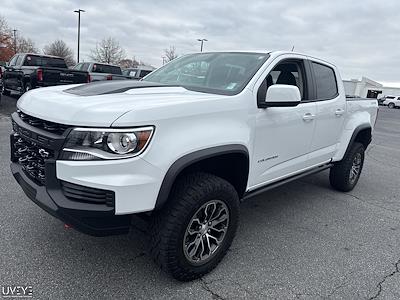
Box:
73;62;129;82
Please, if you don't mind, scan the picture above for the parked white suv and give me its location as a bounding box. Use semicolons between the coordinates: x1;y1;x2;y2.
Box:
382;95;400;108
10;51;378;281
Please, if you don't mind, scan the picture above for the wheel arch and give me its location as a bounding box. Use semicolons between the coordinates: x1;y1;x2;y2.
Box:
343;124;371;158
154;144;249;210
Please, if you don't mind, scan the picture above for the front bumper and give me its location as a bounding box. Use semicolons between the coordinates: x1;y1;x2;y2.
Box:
11;161;131;236
10;111;163;236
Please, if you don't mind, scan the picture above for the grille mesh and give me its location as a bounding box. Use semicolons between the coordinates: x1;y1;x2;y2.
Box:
13;133;54;185
18;111;69;135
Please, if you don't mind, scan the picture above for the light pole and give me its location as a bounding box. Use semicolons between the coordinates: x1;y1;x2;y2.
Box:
104;45;109;63
12;29;17;54
197;38;207;52
74;9;85;63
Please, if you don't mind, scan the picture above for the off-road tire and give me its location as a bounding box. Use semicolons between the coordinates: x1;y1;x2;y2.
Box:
2;85;10;96
329;142;365;192
149;172;239;281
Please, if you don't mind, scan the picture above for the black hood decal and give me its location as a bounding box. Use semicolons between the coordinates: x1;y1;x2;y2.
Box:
65;80;177;96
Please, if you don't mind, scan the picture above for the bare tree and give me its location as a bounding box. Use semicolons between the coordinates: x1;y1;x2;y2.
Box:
16;36;38;53
0;16;14;61
163;46;178;63
90;37;126;65
43;40;75;66
119;57;139;68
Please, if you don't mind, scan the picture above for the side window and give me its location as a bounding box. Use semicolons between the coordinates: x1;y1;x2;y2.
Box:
312;62;338;100
16;55;24;66
265;60;306;100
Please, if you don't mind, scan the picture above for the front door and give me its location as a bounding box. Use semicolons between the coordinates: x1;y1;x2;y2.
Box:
249;59;317;189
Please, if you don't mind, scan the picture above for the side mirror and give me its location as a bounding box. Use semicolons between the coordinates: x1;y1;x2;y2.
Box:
265;84;301;107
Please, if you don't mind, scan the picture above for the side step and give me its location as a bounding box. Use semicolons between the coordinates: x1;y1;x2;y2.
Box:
242;163;333;201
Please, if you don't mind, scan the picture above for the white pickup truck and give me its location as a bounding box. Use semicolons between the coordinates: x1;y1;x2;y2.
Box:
10;51;378;281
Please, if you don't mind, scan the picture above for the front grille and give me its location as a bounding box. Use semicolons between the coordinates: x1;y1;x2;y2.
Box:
18;111;69;135
12;133;54;185
61;181;115;207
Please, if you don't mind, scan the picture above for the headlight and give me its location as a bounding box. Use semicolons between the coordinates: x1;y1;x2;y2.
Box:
61;126;154;160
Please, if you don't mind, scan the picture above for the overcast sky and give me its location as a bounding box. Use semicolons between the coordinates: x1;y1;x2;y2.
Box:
2;0;400;85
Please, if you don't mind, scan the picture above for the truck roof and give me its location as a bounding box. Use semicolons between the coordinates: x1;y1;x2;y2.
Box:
84;62;121;68
19;53;64;59
191;50;337;68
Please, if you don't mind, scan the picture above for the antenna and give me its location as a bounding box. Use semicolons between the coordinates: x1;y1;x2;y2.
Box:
291;46;295;52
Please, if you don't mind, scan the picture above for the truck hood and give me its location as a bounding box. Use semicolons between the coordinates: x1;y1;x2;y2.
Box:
17;81;226;127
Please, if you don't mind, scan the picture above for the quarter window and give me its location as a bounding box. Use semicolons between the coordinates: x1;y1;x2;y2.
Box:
312;62;338;100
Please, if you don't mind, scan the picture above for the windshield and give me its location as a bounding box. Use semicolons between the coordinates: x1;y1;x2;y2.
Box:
143;52;269;95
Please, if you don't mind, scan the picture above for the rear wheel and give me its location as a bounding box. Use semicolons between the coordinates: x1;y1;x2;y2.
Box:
388;102;395;109
150;172;239;281
329;142;365;192
2;84;10;96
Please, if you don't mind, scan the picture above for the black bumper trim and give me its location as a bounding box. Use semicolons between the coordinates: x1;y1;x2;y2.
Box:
11;162;131;237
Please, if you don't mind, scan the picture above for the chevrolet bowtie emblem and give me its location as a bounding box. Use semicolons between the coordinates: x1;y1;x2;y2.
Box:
38;149;49;158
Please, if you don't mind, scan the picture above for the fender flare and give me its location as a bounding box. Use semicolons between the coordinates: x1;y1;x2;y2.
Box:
342;124;371;159
154;144;249;210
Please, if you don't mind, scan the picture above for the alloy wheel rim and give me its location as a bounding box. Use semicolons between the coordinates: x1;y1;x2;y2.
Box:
183;200;229;265
349;152;362;184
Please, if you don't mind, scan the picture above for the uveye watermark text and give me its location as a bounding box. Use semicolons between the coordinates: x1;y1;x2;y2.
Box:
1;286;33;298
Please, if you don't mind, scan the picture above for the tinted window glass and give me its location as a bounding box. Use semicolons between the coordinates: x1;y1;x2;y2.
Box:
266;61;306;100
312;62;338;99
386;96;395;99
144;52;268;95
23;55;67;68
92;64;122;74
139;70;152;78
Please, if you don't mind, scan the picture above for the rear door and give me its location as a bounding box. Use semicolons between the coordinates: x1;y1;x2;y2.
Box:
307;59;345;165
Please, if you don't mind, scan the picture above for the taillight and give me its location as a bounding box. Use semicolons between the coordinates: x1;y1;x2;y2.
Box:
87;74;91;83
106;75;112;80
37;68;43;81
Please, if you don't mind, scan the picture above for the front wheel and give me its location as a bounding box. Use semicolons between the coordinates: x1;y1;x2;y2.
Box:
388;102;395;109
150;172;239;281
329;142;365;192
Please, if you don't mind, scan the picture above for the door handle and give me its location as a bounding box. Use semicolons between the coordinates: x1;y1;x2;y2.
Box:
302;113;315;121
335;109;345;116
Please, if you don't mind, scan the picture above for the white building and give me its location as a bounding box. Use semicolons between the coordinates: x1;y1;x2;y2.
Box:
343;77;400;98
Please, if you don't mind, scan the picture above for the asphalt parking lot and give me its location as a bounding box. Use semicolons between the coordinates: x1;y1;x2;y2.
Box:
0;94;399;299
